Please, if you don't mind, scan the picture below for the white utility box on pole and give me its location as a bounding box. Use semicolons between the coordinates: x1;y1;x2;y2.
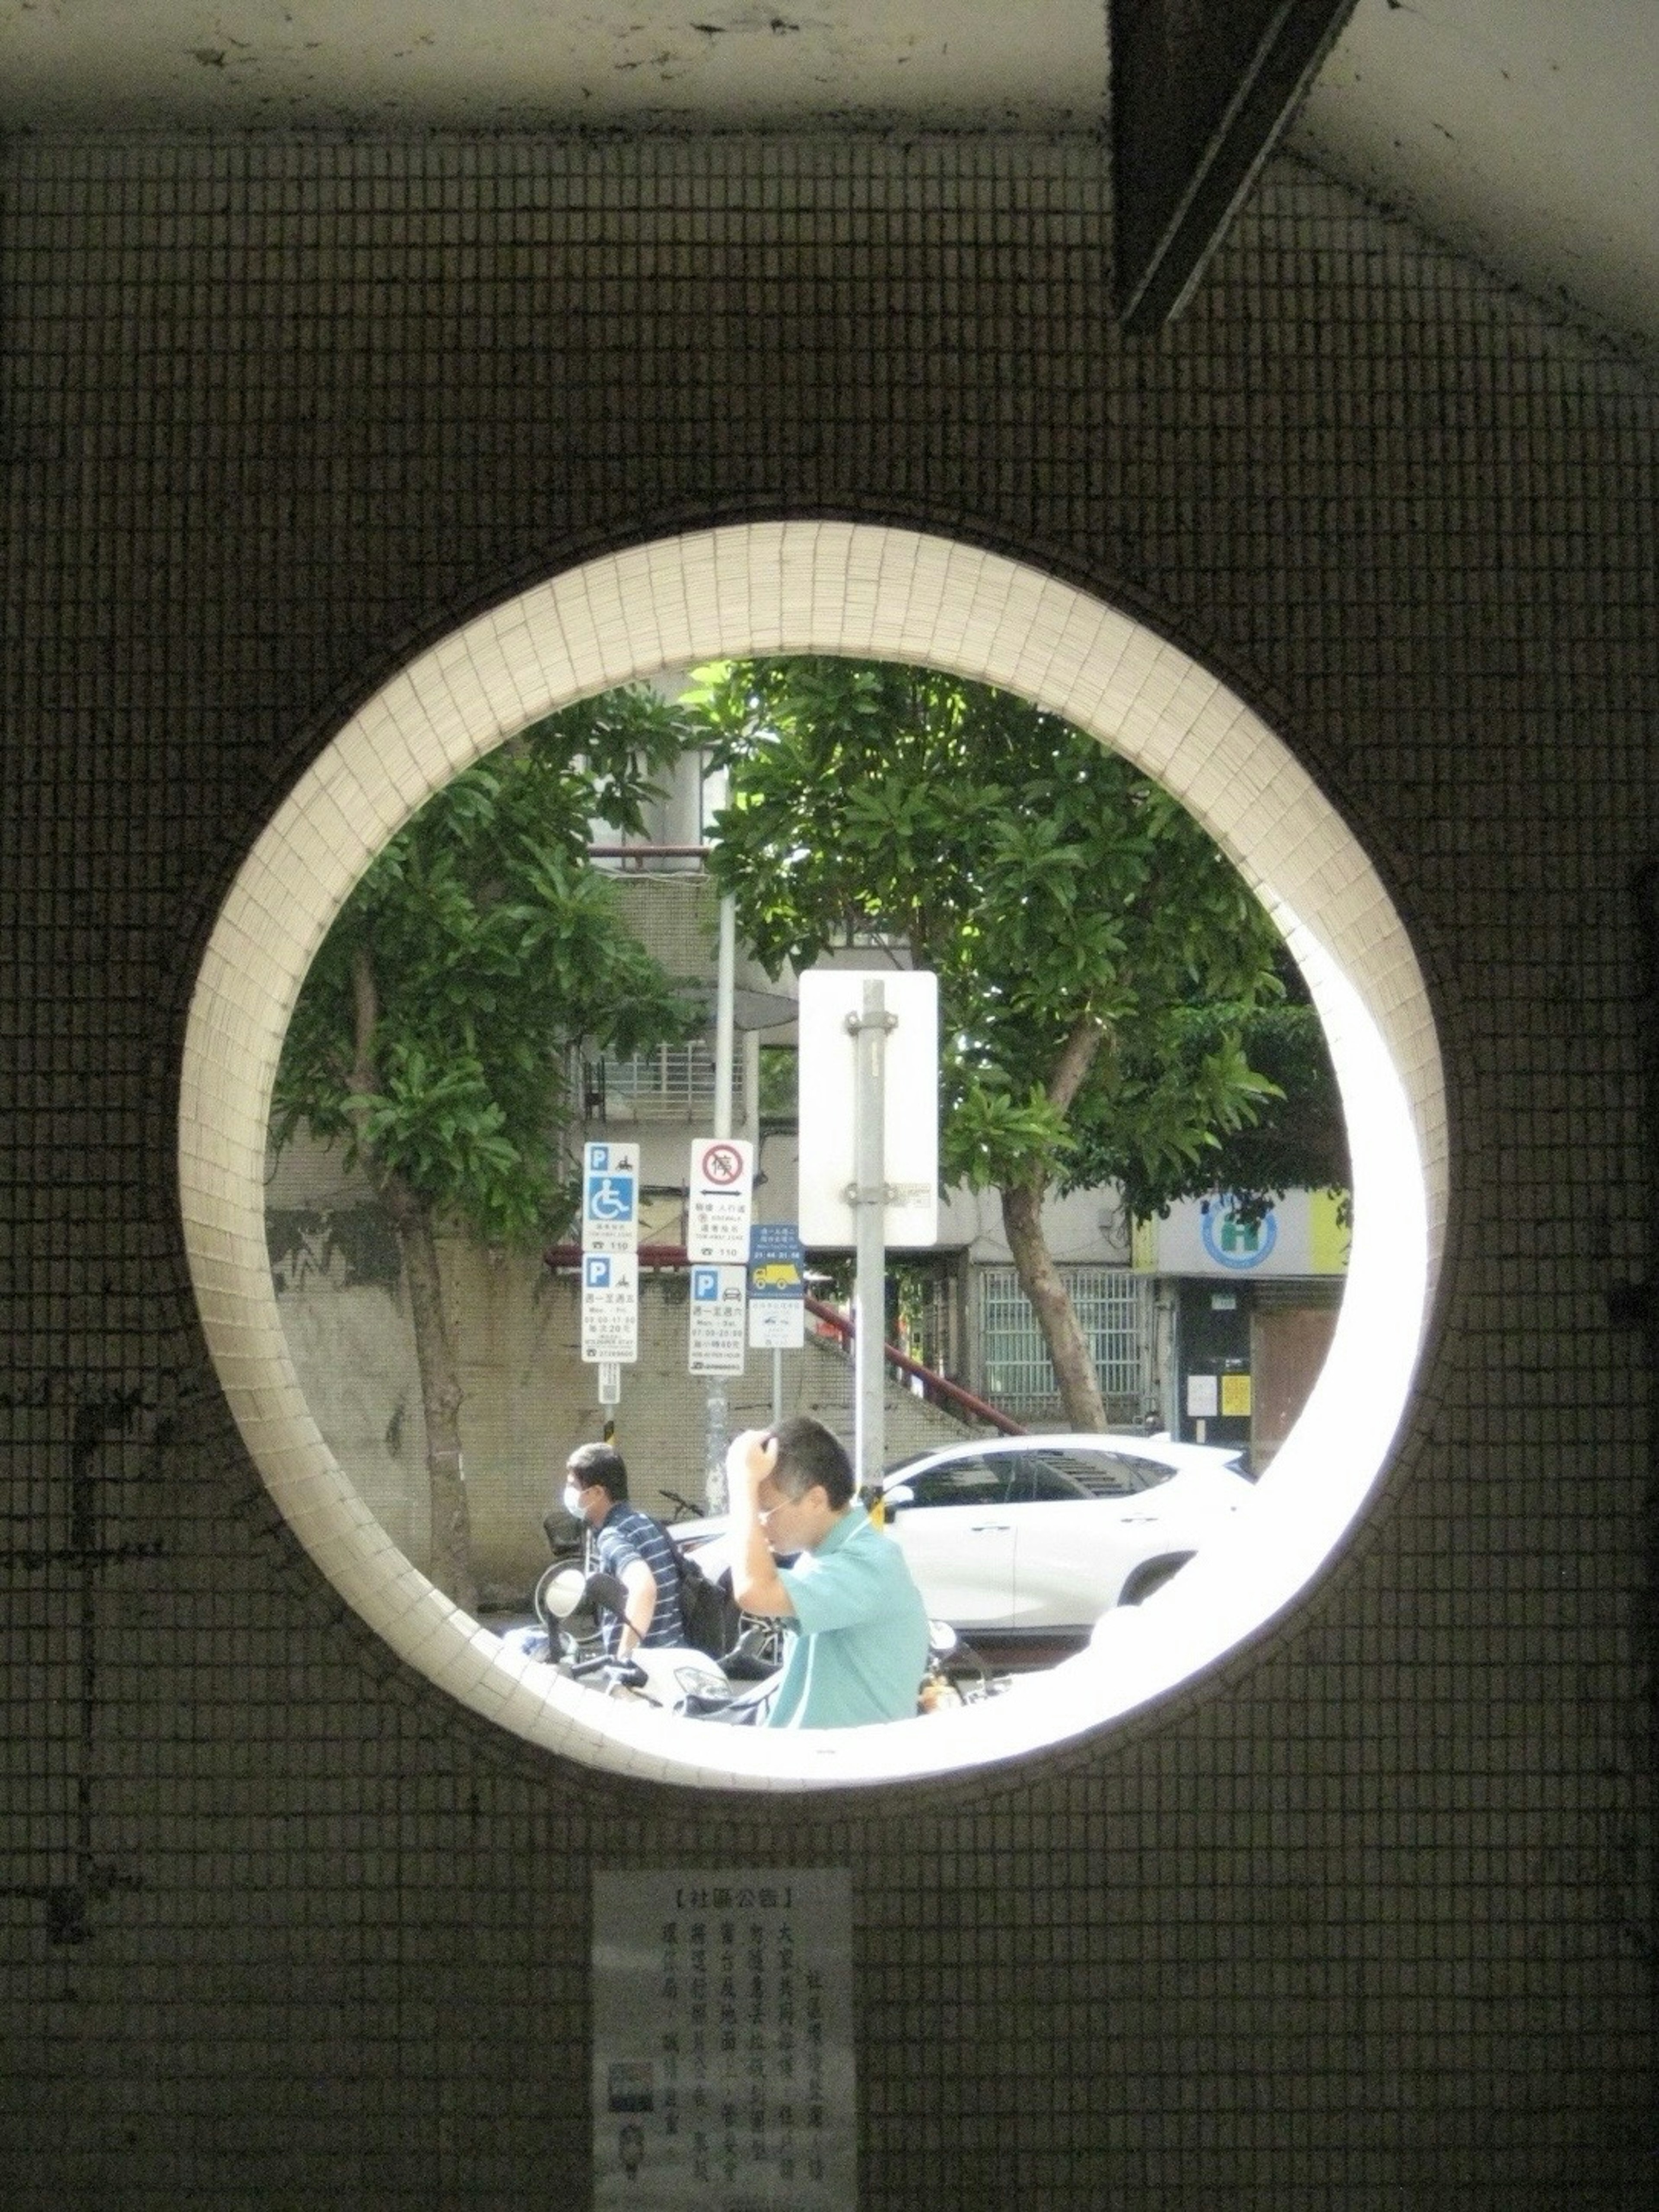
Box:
797;970;938;1487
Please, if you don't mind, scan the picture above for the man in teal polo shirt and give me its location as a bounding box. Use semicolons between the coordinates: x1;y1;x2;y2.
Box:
726;1416;929;1729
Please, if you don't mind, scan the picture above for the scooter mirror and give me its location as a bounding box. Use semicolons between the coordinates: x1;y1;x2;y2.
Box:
537;1563;589;1625
584;1571;632;1623
534;1564;632;1645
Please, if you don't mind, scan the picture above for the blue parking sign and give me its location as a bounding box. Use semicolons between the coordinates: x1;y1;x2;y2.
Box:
586;1172;635;1222
582;1139;639;1255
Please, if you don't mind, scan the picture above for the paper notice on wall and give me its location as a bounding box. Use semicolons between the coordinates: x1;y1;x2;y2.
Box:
1220;1372;1253;1417
1185;1372;1219;1418
592;1867;856;2211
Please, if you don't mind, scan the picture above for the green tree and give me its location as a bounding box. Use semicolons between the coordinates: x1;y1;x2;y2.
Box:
692;656;1323;1429
271;694;696;1610
1095;968;1349;1225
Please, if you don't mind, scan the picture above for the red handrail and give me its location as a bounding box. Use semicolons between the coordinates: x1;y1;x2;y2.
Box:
801;1295;1024;1435
540;1244;1023;1435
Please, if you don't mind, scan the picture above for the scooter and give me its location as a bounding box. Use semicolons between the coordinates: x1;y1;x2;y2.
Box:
533;1564;1004;1720
916;1617;1008;1709
534;1563;774;1719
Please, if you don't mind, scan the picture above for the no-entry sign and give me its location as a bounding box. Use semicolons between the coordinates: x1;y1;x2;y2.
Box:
686;1136;753;1264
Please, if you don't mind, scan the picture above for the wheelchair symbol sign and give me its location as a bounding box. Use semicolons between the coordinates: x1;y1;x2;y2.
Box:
582;1141;639;1254
586;1174;635;1221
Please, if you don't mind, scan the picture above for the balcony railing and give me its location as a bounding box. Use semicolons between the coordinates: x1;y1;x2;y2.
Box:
582;1040;744;1124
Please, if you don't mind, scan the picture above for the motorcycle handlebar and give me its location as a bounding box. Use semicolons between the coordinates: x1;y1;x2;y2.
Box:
567;1654;648;1688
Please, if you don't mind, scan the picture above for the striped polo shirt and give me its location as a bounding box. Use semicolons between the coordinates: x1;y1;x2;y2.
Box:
592;1502;684;1653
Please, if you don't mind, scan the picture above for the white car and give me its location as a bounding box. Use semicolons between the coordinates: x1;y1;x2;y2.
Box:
679;1432;1253;1637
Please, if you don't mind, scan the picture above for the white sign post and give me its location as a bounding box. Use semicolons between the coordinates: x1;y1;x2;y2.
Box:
797;972;938;1249
749;1222;806;1426
686;1136;753;1263
582;1140;640;1255
581;1252;639;1365
688;1262;747;1377
797;970;938;1486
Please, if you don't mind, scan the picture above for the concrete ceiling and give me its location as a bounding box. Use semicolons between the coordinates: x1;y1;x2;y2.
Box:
1;1;1654;353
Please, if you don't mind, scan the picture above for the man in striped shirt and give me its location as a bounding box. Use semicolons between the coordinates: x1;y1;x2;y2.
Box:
562;1441;684;1657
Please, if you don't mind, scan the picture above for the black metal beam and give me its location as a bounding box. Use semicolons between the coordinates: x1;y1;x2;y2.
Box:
1111;0;1361;333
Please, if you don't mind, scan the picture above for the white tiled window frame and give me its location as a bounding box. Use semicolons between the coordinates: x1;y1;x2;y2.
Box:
178;522;1446;1793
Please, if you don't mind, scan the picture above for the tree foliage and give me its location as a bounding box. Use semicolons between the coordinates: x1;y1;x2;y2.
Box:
692;656;1337;1425
271;690;697;1604
1091;970;1349;1223
273;692;695;1243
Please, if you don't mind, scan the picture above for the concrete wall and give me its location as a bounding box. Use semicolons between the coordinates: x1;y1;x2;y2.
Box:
273;1208;976;1602
3;134;1653;2206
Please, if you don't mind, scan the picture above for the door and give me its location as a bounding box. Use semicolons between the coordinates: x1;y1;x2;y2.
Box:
1001;1450;1174;1629
1252;1300;1339;1465
885;1456;1017;1627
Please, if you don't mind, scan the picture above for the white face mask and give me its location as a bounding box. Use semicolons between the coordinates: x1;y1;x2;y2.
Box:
563;1483;585;1516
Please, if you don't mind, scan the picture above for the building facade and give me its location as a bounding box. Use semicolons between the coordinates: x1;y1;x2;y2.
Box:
4;133;1654;2206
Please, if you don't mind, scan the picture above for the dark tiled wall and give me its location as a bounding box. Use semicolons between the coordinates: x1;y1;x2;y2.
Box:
1;136;1653;2209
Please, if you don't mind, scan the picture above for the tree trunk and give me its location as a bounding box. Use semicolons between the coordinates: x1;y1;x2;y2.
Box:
384;1171;476;1614
345;942;475;1611
995;1010;1111;1429
1001;1178;1108;1432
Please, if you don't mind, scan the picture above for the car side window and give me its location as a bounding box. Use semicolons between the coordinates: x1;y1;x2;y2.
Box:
1108;1453;1175;1493
1041;1450;1178;1499
1007;1453;1092;1503
908;1461;1014;1509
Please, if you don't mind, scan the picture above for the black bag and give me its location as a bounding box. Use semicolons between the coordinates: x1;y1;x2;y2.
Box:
662;1527;741;1661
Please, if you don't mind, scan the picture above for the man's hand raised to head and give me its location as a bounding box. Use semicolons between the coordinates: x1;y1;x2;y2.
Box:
725;1429;792;1617
725;1427;779;1503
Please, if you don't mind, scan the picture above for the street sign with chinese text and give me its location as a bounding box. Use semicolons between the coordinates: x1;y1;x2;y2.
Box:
581;1251;639;1364
748;1222;806;1350
686;1136;753;1263
582;1140;640;1256
687;1261;746;1376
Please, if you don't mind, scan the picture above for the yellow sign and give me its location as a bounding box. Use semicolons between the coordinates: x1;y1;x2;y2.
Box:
1220;1372;1253;1417
1309;1188;1352;1275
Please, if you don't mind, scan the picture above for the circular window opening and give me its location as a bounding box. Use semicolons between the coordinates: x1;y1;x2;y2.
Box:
180;524;1446;1792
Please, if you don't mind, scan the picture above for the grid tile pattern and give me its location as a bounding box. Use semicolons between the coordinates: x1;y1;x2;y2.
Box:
2;134;1654;2204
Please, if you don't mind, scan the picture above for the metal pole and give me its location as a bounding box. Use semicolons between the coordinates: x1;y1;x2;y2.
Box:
704;893;738;1506
850;978;893;1490
743;1025;761;1156
713;894;736;1136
